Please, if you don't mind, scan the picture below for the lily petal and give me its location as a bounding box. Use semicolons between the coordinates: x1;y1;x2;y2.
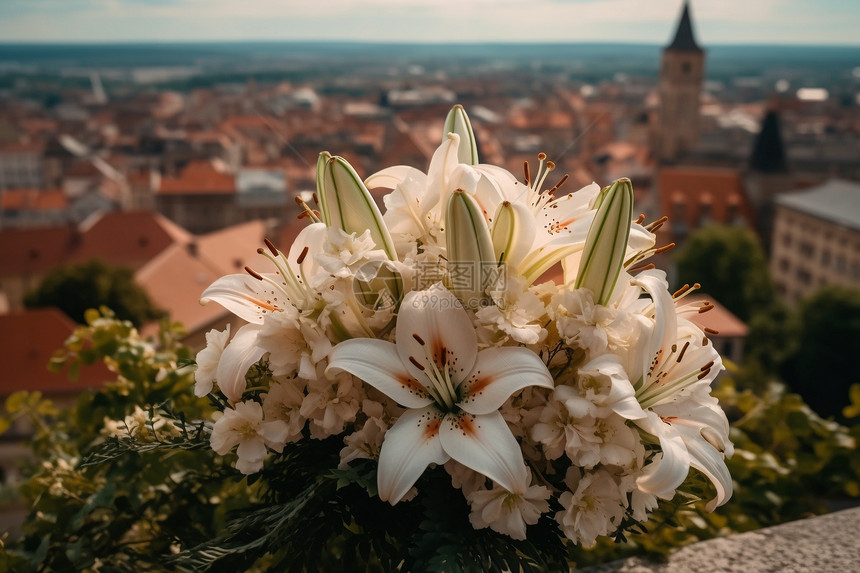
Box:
200;273;282;325
216;324;266;402
635;411;690;500
492;200;536;269
326;338;433;409
395;285;477;383
378;406;450;504
439;410;529;494
458;347;553;415
675;422;733;511
365;165;420;190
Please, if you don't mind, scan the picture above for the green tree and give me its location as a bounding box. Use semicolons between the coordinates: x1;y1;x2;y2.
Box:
24;259;163;327
781;286;860;418
674;225;774;322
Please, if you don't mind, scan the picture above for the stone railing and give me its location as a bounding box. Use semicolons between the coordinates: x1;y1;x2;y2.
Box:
580;507;860;572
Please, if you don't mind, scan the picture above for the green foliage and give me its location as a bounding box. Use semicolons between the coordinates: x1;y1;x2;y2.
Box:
742;302;797;382
24;259;163;327
674;225;774;322
780;286;860;418
2;309;233;571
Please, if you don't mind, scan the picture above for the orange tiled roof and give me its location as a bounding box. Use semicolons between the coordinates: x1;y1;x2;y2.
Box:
71;210;193;268
1;189;67;211
158;160;235;195
0;308;112;397
685;295;749;338
135;220;267;336
658;167;757;232
0;226;78;277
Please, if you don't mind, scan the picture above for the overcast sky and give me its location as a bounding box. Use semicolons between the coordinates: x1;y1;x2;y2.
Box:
1;0;858;45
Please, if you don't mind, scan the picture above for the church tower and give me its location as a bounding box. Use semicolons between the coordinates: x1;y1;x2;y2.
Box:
658;1;705;162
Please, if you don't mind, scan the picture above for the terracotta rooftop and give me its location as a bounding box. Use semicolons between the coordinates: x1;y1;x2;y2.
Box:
1;189;67;211
158;160;235;195
0;226;78;277
71;210;193;268
685;295;749;338
658;167;757;233
0;210;193;278
0;308;112;397
135;220;267;337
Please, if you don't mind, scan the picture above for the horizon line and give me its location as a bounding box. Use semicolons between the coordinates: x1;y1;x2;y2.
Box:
1;39;859;49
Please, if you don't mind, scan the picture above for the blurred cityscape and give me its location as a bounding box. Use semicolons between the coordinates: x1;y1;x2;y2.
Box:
0;4;859;403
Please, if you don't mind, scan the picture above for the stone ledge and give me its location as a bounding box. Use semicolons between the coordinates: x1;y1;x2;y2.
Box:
578;507;860;573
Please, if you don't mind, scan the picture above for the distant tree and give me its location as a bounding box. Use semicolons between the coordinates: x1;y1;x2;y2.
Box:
781;286;860;419
674;225;774;322
743;302;797;374
24;259;163;327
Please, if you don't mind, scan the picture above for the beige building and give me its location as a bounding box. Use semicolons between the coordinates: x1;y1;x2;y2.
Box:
770;179;860;304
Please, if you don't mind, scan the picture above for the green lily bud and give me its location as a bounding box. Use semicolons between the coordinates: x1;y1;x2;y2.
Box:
446;190;496;308
316;152;402;307
316;152;397;261
443;105;479;165
574;178;634;306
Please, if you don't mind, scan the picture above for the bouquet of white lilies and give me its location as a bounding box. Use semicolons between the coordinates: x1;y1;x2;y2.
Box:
194;105;733;555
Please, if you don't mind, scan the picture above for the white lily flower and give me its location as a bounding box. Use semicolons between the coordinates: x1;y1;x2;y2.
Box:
556;468;626;548
475;275;548;346
262;380;307;444
326;284;554;504
200;223;327;323
210;400;290;474
594;270;734;510
194;324;231;397
467;476;551;540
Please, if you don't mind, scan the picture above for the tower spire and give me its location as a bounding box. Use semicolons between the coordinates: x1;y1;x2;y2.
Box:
667;2;703;52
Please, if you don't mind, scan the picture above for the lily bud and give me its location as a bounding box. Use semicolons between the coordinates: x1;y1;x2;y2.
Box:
316;152;402;308
446;190;496;308
574;178;634;306
443;105;479;165
491;200;534;269
316;152;397;261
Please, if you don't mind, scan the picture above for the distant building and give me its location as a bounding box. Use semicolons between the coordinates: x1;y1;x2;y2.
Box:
770;179;860;304
658;1;705;162
156;160;292;234
658;166;757;245
0;188;68;229
745;109;793;246
0;143;44;191
156;160;238;234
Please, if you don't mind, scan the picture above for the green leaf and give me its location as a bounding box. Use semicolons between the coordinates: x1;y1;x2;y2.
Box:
70;482;116;530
